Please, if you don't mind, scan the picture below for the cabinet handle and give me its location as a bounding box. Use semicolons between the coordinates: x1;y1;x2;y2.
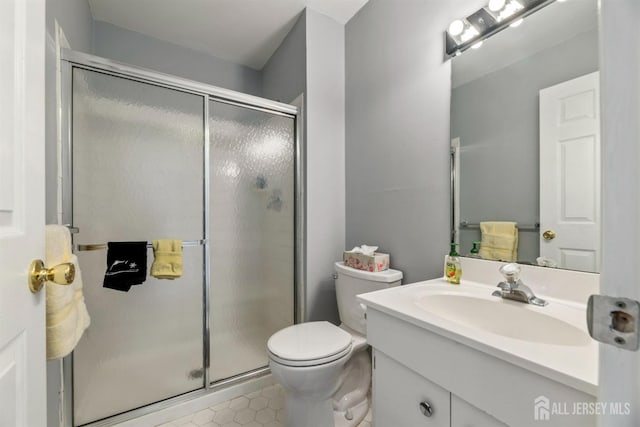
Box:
419;401;433;417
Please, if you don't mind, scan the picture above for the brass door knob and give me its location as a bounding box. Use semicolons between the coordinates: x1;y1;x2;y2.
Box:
29;260;75;293
542;230;556;241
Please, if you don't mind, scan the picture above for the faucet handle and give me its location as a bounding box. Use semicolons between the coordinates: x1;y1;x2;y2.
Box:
499;263;521;284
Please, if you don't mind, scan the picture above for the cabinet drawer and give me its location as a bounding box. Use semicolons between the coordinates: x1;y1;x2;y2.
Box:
373;350;450;427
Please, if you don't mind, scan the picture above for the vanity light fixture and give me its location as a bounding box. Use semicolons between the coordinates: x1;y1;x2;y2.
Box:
445;0;555;57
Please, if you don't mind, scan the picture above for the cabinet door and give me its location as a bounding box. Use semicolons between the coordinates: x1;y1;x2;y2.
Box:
451;394;508;427
373;350;450;427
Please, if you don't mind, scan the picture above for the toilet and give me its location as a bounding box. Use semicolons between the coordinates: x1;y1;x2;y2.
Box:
267;262;402;427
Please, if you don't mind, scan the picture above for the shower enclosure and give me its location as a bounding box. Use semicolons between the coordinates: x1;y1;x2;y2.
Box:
59;50;303;426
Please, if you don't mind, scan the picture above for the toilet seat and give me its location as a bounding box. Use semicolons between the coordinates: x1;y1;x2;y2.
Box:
268;321;353;367
269;345;352;367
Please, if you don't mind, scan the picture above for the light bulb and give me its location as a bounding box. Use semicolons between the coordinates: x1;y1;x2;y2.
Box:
510;0;524;10
460;26;479;42
488;0;506;12
448;20;465;36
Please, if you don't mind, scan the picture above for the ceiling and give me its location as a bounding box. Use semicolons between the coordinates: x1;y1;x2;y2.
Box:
452;0;598;88
88;0;370;70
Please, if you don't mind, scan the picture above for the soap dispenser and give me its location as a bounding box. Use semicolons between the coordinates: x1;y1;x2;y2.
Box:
445;243;462;284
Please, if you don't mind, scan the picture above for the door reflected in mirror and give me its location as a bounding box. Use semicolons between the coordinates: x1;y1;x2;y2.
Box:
450;0;600;273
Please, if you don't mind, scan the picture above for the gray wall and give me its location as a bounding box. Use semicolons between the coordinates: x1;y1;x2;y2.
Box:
452;29;598;261
305;10;345;323
92;21;262;96
45;2;93;425
345;0;483;284
263;8;346;324
262;11;307;104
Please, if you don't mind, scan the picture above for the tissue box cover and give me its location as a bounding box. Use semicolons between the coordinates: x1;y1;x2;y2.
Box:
343;252;389;272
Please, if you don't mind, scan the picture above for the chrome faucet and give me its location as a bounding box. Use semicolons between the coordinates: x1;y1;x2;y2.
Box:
492;263;548;307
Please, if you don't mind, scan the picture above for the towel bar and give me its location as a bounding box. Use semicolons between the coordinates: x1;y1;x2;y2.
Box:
459;221;540;232
76;239;206;252
63;224;80;234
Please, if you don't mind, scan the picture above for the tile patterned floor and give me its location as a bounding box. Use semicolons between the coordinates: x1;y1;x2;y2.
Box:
157;384;372;427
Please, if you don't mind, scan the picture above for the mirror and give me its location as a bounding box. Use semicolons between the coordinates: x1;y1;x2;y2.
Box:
450;0;600;273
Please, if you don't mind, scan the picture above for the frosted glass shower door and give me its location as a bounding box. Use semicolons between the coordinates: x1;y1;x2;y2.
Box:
209;101;295;382
71;68;205;425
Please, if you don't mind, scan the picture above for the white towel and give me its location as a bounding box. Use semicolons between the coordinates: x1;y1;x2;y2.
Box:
45;225;91;360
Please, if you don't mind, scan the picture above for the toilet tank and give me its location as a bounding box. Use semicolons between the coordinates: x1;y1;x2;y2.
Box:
334;262;403;335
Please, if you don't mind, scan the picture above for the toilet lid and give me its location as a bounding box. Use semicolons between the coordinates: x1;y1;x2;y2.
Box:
268;321;352;365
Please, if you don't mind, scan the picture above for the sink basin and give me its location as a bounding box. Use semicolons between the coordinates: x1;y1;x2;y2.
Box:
415;293;591;347
358;278;599;396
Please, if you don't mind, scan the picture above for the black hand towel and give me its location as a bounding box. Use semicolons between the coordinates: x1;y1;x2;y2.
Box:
103;242;148;292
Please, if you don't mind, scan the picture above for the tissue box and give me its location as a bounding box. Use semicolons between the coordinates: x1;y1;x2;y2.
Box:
343;251;389;272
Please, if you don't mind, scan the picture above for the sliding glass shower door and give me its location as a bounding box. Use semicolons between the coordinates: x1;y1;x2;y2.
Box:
67;60;297;426
209;101;295;382
71;68;205;425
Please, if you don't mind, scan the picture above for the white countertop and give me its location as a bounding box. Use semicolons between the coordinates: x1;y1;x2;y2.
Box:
358;277;599;396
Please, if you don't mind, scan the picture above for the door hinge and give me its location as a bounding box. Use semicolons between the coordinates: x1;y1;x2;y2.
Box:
587;295;640;351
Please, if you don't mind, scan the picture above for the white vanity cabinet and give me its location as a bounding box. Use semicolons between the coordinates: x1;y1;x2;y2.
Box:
367;307;596;427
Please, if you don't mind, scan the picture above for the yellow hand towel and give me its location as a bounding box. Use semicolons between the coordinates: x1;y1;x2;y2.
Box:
151;239;183;279
479;222;519;262
45;225;91;360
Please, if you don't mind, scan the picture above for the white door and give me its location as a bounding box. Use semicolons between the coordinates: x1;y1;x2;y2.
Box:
599;1;640;424
0;1;47;426
539;72;600;272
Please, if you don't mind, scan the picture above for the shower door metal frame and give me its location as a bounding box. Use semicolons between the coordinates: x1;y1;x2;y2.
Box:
59;49;305;427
